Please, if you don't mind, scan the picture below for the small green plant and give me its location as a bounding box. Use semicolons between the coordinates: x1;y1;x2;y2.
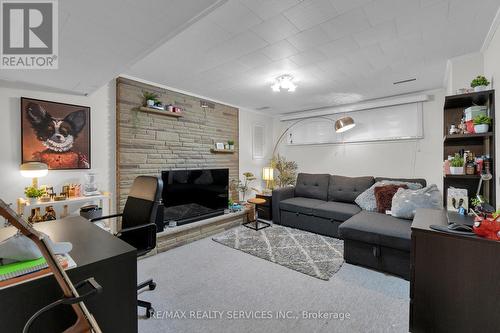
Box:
492;210;500;220
24;186;45;198
228;198;234;207
227;140;234;146
142;91;159;104
470;75;490;88
230;172;256;201
473;114;492;125
450;154;464;167
471;197;483;208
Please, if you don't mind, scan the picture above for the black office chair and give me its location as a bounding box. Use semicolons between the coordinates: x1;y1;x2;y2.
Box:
92;176;163;318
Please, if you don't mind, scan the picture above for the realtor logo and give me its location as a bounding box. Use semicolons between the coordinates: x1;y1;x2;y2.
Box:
1;0;58;69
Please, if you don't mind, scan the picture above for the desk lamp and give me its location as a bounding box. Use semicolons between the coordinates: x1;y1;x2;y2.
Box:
20;162;48;188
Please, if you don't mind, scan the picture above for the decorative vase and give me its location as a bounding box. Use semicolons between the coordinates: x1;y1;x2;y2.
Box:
474;85;487;92
449;167;464;175
474;124;489;133
147;99;155;107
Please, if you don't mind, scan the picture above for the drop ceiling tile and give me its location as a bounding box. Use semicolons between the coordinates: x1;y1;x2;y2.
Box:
284;0;339;31
238;50;273;69
207;1;262;35
330;0;373;14
318;36;360;57
261;39;300;61
240;0;301;21
289;49;328;67
363;0;421;26
321;8;371;41
354;21;397;48
251;14;299;44
287;26;331;51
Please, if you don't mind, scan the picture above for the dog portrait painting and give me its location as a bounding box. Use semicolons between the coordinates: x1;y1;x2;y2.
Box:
21;98;91;170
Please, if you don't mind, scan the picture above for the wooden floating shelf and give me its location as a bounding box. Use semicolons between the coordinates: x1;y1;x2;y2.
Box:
444;132;493;141
210;149;235;154
138;106;183;117
444;174;480;179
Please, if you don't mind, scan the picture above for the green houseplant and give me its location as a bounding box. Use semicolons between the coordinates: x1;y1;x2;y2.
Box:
142;91;160;107
230;172;256;202
271;154;298;188
449;154;464;175
473;114;492;133
227;140;235;150
24;186;46;204
470;75;490;92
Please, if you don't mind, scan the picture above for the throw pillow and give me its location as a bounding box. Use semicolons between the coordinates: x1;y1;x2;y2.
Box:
374;184;408;213
391;184;442;219
355;181;423;212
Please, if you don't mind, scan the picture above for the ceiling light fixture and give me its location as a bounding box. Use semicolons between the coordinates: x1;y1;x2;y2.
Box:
271;74;297;92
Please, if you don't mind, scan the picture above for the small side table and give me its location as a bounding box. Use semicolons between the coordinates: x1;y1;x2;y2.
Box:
255;193;272;221
244;198;271;231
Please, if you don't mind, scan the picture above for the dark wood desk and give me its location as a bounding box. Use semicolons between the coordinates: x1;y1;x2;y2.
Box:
410;209;500;333
0;217;137;333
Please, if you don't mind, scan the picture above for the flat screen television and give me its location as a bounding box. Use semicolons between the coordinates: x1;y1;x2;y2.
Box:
161;168;229;226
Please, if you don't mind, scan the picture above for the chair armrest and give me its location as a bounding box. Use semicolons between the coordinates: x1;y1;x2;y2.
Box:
90;213;123;222
272;187;295;224
117;223;157;255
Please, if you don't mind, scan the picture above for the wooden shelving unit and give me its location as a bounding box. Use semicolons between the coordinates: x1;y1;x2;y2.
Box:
443;90;495;208
137;106;183;117
210;149;235;154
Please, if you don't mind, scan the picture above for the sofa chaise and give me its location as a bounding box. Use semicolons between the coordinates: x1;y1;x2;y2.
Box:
272;173;426;280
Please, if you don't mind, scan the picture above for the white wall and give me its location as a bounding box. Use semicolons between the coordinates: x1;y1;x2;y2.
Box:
445;53;484;95
0;80;116;212
483;15;500;207
275;89;445;190
238;108;275;195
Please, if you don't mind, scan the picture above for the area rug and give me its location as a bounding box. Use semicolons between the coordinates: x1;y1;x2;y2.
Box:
212;224;344;280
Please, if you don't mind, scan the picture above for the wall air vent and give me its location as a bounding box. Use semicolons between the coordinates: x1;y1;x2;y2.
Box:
393;78;417;85
256;106;271;111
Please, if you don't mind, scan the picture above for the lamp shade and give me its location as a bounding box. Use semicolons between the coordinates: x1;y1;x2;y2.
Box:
335;116;356;133
20;162;48;178
262;167;274;181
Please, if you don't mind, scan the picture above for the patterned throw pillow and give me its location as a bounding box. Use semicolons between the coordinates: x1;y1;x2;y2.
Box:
374;184;408;213
355;181;423;212
391;184;442;219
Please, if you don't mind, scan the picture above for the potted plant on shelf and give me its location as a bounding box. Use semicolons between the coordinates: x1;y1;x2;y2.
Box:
449;154;465;175
142;91;160;107
470;75;490;92
473;114;492;133
228;140;235;150
24;186;46;205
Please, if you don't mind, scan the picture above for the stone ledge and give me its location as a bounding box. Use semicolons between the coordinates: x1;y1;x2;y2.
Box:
139;210;248;259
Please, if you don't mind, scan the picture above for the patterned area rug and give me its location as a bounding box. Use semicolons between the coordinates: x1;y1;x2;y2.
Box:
212;224;344;280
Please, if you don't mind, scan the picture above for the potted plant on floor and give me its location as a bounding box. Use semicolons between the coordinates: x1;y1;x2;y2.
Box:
143;91;160;107
473;114;492;133
228;140;235;150
24;186;46;205
470;75;490;92
271;154;298;187
449;154;465;175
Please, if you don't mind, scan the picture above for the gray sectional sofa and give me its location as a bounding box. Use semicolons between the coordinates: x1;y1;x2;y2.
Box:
272;173;426;280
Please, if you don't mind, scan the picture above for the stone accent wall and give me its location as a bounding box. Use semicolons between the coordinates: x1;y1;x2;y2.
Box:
116;77;239;210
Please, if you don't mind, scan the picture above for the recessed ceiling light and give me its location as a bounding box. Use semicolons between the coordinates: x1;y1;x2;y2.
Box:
393;78;417;85
271;74;297;92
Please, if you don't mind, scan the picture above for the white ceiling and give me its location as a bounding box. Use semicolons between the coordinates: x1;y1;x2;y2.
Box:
126;0;500;114
0;0;224;94
1;0;499;114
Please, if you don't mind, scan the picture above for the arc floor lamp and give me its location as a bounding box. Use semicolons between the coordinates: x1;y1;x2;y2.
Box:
262;115;356;191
